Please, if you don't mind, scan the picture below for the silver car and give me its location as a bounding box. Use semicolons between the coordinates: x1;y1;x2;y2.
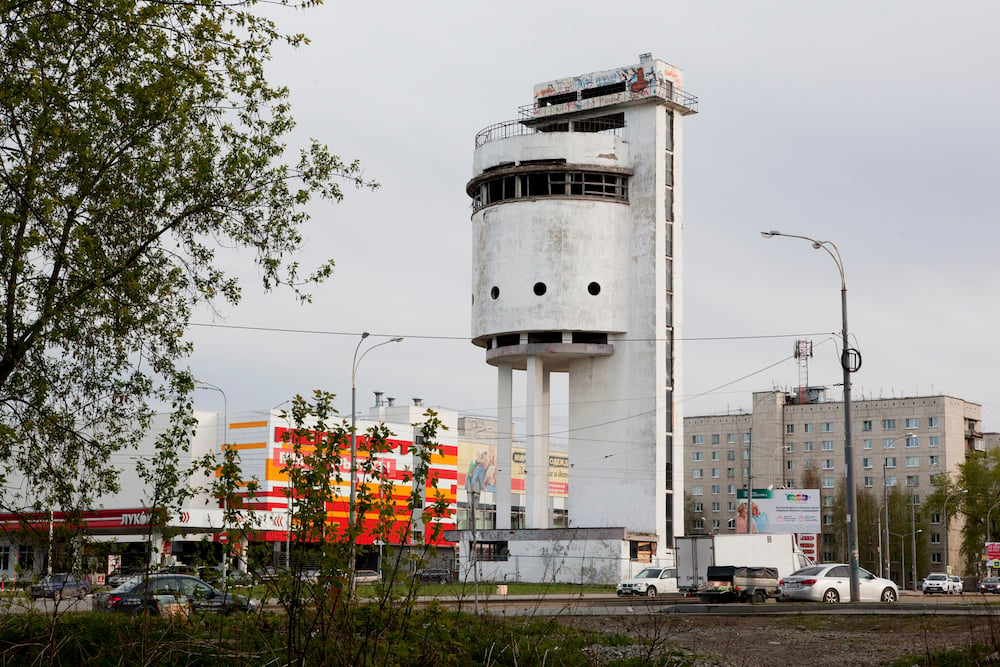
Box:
779;564;898;603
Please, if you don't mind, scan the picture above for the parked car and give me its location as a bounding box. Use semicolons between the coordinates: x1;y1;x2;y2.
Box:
978;577;1000;594
922;573;954;595
107;566;145;588
616;567;678;597
950;575;964;593
31;573;89;600
779;564;898;603
354;569;381;585
102;574;253;615
413;568;453;584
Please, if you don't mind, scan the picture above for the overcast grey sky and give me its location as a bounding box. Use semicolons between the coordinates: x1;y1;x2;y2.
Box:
186;1;1000;433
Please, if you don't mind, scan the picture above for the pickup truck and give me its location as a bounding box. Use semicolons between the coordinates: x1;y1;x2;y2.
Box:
698;565;780;604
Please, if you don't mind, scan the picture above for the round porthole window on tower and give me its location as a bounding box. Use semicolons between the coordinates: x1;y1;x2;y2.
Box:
588;282;601;296
533;282;547;296
490;286;500;300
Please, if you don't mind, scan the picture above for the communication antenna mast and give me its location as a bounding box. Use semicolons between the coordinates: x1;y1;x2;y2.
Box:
794;340;813;404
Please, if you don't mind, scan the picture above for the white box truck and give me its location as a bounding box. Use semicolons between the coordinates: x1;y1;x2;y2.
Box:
676;534;813;594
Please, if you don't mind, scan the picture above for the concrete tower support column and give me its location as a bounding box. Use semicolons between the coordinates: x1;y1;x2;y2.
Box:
526;355;551;528
496;363;513;529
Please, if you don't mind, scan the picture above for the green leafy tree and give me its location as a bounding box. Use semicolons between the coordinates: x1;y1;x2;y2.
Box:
928;449;1000;576
0;1;375;524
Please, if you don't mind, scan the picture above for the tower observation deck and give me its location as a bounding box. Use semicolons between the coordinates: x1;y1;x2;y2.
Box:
467;55;696;559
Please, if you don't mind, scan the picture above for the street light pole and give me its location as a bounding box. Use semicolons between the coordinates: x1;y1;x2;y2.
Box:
882;433;913;584
196;379;228;582
762;230;861;601
349;333;403;595
911;495;918;591
987;498;1000;543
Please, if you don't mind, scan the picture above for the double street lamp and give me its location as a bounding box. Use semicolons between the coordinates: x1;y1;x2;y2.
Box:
762;230;862;601
349;332;402;594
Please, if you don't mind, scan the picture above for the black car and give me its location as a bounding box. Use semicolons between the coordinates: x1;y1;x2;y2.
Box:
978;577;1000;594
102;574;253;615
414;568;452;584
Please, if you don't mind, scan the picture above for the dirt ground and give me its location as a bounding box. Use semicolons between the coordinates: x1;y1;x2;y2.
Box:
561;612;1000;666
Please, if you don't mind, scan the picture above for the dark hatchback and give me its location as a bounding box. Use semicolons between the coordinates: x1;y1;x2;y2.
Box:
978;577;1000;594
102;574;253;615
414;568;453;584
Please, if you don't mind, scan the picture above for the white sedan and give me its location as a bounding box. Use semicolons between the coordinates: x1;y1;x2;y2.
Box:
779;564;898;603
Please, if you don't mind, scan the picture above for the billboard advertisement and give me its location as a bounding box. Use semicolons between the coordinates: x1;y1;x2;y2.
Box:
458;442;568;498
736;488;821;534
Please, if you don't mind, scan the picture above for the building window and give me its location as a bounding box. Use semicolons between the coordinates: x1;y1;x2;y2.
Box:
692;435;703;445
0;546;8;571
864;439;873;450
822;551;836;562
742;467;749;477
912;495;920;505
906;456;919;467
804;441;814;452
711;451;720;461
473;170;630;212
742;433;750;444
786;424;795;434
712;468;720;478
712;502;721;512
905;418;918;429
864;476;873;487
862;420;872;431
693;502;703;512
694;518;704;530
823;496;834;507
786;478;796;488
727;485;736;495
712;519;721;530
882;419;896;429
804;460;814;469
728;434;736;444
822;441;834;451
727;518;736;530
905;436;918;448
728;501;737;511
931;532;941;544
692;469;703;479
928;455;940;466
785;444;794;453
727;450;735;461
17;547;33;571
886;476;897;487
822;459;835;470
929;436;939;447
692;486;703;496
906;475;919;487
692;452;703;461
711;434;720;445
928;417;939;428
863;458;872;469
821;422;834;433
931;513;941;524
743;450;749;461
711;485;721;495
726;468;735;478
931;553;942;564
786;461;795;470
886;457;897;468
823;514;833;525
883;438;897;449
804;423;813;433
822;477;835;488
